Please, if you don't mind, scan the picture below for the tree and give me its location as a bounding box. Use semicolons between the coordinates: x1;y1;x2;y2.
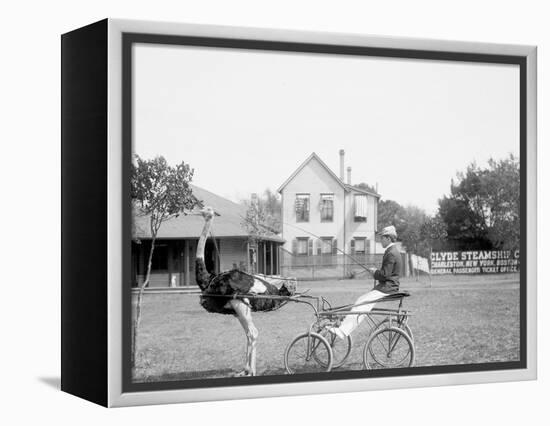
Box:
438;195;491;249
377;199;433;256
260;188;282;233
240;191;281;273
420;214;448;252
240;189;282;233
484;156;520;249
131;155;197;367
438;154;519;250
377;199;406;233
355;182;378;194
399;205;430;256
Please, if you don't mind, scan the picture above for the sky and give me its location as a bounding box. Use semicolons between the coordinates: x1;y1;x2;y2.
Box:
133;43;519;215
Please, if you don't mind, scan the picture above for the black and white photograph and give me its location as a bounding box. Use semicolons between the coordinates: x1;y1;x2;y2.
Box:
4;0;549;422
125;34;526;389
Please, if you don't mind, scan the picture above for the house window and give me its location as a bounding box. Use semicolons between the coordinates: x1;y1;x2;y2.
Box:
297;238;309;255
354;195;368;222
320;194;334;222
320;237;333;254
354;238;367;254
295;194;310;222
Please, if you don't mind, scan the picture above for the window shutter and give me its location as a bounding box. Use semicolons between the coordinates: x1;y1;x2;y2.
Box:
292;238;298;255
316;239;321;255
332;239;338;255
308;238;313;256
350;239;355;255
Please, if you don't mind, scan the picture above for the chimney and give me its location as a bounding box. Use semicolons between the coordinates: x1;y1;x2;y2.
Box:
347;167;352;185
339;149;345;181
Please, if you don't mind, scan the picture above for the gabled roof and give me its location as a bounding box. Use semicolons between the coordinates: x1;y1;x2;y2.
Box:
277;152;348;194
346;184;381;199
277;152;380;198
133;184;284;242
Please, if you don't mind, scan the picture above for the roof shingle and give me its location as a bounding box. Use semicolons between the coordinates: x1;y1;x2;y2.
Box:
133;184;284;242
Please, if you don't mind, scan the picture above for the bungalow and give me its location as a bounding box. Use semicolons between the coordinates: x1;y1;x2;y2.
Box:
132;185;284;288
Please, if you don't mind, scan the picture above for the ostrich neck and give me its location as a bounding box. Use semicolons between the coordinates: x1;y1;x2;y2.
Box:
196;216;213;260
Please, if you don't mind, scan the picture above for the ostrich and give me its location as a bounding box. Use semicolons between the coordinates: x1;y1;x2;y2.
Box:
194;206;296;377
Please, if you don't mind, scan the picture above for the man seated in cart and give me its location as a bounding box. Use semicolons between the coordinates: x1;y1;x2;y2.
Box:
328;225;402;340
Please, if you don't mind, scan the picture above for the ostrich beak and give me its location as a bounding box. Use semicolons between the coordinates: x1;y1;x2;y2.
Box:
189;208;220;216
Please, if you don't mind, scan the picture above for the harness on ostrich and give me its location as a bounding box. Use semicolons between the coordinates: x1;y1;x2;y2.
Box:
202;228;295;312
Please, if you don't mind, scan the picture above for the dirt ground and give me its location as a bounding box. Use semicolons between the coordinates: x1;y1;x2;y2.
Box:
132;273;520;382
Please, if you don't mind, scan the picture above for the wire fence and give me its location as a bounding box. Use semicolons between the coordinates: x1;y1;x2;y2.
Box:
279;248;383;281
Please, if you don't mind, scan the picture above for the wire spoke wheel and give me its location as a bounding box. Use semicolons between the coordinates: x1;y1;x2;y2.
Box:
373;318;414;342
363;326;414;370
284;332;333;374
315;328;352;369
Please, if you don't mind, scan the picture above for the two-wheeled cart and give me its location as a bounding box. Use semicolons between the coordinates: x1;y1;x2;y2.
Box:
283;291;414;373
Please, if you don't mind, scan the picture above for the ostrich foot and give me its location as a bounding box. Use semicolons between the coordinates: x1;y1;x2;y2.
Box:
234;369;255;377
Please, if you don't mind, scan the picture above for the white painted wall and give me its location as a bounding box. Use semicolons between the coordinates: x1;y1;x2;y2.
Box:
281;155;378;253
281;156;346;251
344;191;378;253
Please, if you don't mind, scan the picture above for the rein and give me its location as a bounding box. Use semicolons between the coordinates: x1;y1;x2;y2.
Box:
281;221;375;275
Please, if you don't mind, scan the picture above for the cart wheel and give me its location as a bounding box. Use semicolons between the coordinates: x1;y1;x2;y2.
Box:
363;326;415;369
316;328;352;369
284;332;333;374
373;318;414;342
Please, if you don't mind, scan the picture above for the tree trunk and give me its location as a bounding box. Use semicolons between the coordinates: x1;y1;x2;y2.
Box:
132;236;156;369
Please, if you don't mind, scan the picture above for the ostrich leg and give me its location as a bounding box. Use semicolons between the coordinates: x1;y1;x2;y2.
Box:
229;299;258;376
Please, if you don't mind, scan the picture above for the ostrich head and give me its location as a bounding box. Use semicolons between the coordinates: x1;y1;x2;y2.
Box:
199;206;215;220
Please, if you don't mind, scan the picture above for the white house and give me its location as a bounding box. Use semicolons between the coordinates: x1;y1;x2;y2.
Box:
278;150;380;259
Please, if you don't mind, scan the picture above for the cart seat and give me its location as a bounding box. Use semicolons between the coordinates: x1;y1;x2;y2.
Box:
378;291;410;301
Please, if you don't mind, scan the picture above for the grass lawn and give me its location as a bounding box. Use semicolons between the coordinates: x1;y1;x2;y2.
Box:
132;273;520;382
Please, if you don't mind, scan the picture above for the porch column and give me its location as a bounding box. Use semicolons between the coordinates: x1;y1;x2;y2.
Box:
184;240;189;286
263;241;267;275
246;240;250;273
270;242;274;276
167;244;175;287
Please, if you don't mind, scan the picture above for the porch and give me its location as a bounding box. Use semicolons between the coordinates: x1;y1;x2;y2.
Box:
131;237;283;288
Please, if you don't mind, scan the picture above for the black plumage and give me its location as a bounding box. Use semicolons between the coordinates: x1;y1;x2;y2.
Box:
192;205;296;377
196;258;293;315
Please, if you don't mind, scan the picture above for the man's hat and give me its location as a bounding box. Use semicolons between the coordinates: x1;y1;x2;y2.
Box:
378;225;397;238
